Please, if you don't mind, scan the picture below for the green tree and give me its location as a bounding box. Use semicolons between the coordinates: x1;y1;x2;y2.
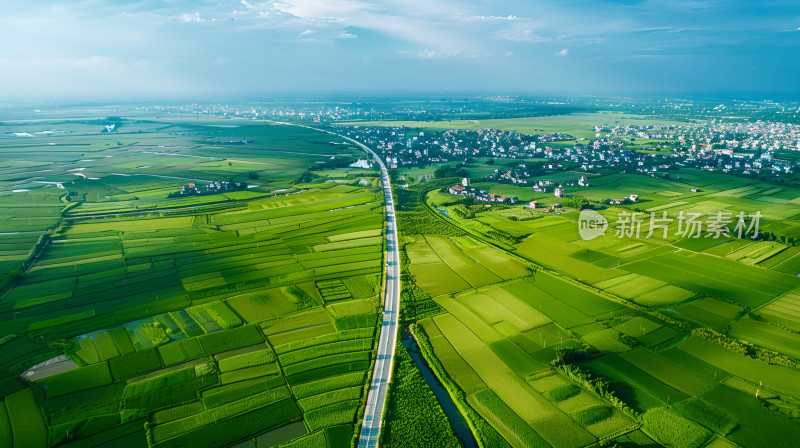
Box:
433;165;469;179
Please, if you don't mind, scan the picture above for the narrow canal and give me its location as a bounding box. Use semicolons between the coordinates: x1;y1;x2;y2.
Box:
401;328;478;448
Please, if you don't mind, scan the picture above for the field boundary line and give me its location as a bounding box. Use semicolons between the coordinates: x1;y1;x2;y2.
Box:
266;121;401;447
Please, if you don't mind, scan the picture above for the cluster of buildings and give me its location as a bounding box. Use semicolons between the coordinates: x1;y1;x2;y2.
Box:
600;121;800;177
341;119;800;182
447;178;519;204
167;99;800;185
169;97;588;125
486;162;571;185
522;134;797;180
487;164;533;184
595;123;680;140
349;159;374;169
170;180;248;198
490;167;591;192
532;179;556;192
607;194;639;205
340;126;549;168
526;201;561;210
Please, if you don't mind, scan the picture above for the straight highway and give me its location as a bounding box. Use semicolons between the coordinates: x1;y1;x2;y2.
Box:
355;146;400;448
277;121;401;447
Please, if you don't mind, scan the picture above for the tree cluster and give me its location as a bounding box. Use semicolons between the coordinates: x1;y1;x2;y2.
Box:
433;165;469;179
692;327;800;368
559;196;591;210
757;231;800;246
553;349;637;417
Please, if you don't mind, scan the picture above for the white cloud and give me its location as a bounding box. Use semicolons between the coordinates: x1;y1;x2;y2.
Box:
247;0;479;54
1;0;792;97
269;0;379;22
494;27;550;43
465;15;519;22
398;49;479;59
179;12;204;23
419;49;460;59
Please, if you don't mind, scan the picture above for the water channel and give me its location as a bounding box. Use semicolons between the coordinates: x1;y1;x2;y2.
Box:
401;328;478;448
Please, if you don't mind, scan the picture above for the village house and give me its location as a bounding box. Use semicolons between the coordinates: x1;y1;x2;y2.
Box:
447;183;518;204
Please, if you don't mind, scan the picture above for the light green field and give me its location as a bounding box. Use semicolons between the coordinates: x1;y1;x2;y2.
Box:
729;318;800;359
0;114;385;448
406;158;800;448
336;112;690;140
667;298;743;331
424;235;502;287
754;292;800;331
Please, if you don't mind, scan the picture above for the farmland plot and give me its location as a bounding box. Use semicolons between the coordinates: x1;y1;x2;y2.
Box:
0;116;384;448
622;251;800;307
754;292;800;331
397;164;800;447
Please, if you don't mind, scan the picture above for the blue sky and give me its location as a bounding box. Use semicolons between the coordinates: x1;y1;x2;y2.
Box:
1;0;799;98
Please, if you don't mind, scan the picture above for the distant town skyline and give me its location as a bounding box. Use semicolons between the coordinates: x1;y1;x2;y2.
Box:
1;0;799;99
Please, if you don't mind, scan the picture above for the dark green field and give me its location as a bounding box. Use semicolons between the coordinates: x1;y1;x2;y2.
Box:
5;108;800;448
392;153;800;447
0;114;388;448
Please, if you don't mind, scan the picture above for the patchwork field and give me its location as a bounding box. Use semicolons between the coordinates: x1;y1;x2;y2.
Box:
0;115;386;448
754;292;800;331
405;233;530;298
402;164;800;447
6;106;800;448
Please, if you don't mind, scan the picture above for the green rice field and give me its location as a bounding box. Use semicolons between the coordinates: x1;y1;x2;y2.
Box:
5;107;800;448
0;114;385;448
397;160;800;447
